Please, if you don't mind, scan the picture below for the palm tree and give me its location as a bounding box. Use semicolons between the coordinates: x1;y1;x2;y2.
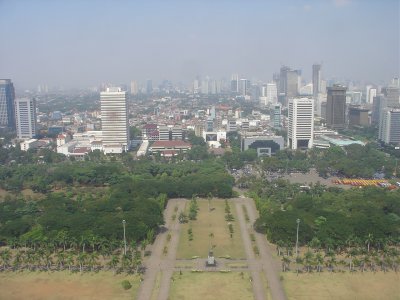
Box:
304;250;314;273
295;256;303;274
87;251;99;272
315;252;324;273
77;252;87;273
121;254;131;272
43;250;53;271
66;252;75;272
360;255;370;272
0;249;12;271
281;256;291;272
276;240;285;256
56;251;66;270
108;255;120;274
365;233;374;253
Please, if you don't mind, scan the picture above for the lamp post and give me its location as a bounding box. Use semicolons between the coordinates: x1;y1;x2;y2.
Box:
295;218;300;257
122;220;127;255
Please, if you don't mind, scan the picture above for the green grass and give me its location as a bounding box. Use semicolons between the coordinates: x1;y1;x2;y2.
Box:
0;271;141;300
282;272;400;300
176;199;245;259
169;271;254;300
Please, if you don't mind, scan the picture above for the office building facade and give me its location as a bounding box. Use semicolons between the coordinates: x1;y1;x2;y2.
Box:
326;85;347;130
0;79;16;129
100;87;129;153
288;98;314;150
15;98;37;139
379;108;400;145
312;64;321;97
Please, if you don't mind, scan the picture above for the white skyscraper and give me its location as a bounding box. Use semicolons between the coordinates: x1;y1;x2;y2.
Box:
287;98;314;150
100;87;129;153
379;108;400;145
130;81;138;95
15;97;37;140
266;82;278;104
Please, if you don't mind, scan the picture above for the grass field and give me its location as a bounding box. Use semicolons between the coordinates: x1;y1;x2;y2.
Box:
282;272;400;300
176;199;245;259
169;271;254;300
0;271;141;300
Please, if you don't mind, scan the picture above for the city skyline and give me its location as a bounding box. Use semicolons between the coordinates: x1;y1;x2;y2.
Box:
0;0;399;89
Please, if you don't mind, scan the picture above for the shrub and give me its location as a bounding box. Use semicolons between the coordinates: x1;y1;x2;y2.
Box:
121;280;132;290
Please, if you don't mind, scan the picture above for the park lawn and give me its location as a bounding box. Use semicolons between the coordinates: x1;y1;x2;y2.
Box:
176;199;245;259
0;271;141;300
169;271;254;300
282;272;400;300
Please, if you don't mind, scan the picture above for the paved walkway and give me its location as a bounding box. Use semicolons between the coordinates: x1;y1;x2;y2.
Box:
136;199;185;300
240;197;287;300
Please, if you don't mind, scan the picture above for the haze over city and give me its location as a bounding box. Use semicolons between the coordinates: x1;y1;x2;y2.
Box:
1;0;399;89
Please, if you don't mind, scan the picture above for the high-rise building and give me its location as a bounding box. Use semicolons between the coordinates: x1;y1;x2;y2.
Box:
382;86;400;108
146;79;153;94
372;95;383;125
266;82;278;104
287;70;300;99
288;98;314;150
239;79;250;96
379;108;400;145
0;79;16;130
231;74;239;93
15;98;37;139
100;87;129;153
130;81;138;95
348;106;369;126
312;64;321;97
326;85;347;130
272;103;281;129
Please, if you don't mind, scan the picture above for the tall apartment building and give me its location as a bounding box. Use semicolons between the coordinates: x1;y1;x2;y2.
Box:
130;80;138;95
266;82;278;104
100;87;129;153
271;103;281;129
326;85;347;130
15;98;37;139
288;98;314;150
379;108;400;145
312;64;321;97
0;79;16;129
382;86;400;108
372;95;383;125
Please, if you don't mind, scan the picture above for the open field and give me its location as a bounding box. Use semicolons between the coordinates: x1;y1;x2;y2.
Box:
282;272;400;300
176;199;245;259
0;271;141;300
169;271;254;300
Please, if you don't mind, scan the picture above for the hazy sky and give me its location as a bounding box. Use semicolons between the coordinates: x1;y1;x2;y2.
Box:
1;0;399;89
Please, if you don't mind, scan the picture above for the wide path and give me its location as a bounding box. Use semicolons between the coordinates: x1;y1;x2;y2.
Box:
239;196;287;300
136;199;185;300
235;200;266;300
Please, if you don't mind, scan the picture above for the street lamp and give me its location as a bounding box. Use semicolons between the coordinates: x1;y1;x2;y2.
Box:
295;219;300;257
122;220;127;255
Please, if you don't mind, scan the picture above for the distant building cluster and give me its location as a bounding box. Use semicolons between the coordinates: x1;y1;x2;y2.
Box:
1;68;399;159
